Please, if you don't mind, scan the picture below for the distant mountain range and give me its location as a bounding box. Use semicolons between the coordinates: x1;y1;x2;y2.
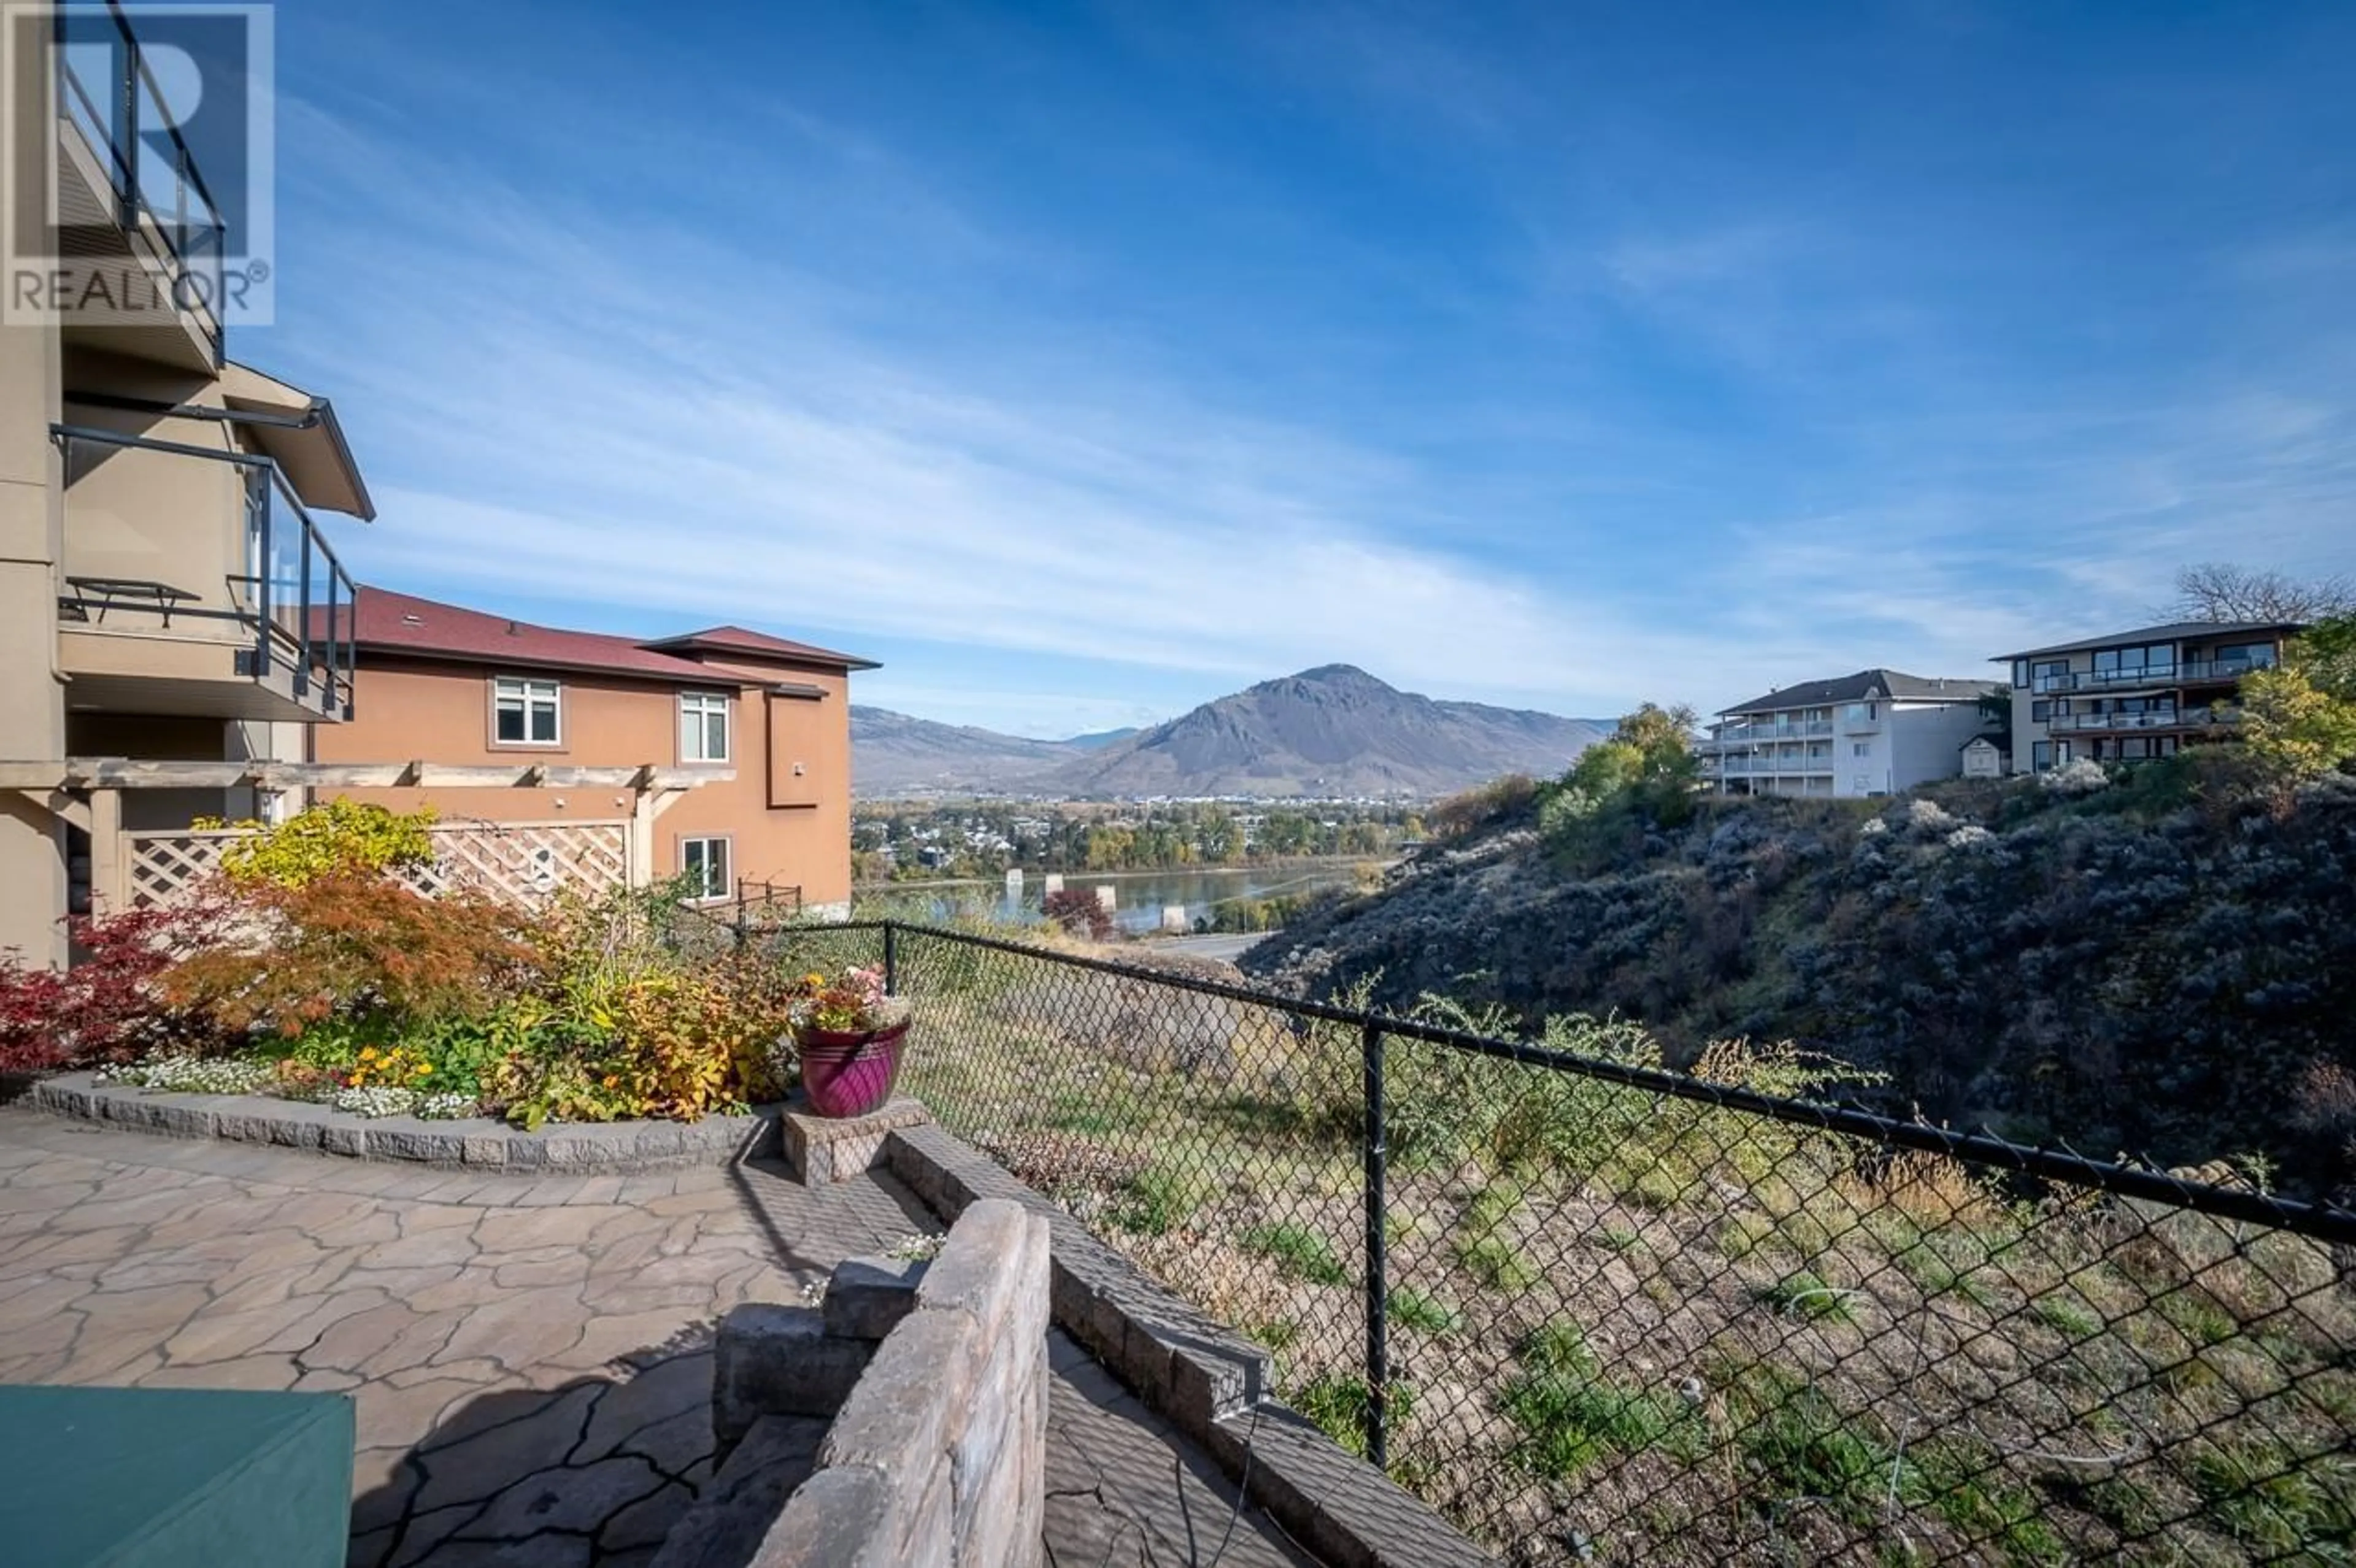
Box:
852;665;1612;798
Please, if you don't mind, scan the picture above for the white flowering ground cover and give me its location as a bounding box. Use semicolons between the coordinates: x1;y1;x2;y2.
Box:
101;1056;482;1120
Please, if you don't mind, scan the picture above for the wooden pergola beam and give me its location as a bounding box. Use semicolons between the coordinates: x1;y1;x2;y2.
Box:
0;760;733;792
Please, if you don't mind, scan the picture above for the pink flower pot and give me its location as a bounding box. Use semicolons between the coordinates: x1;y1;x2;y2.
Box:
795;1021;909;1119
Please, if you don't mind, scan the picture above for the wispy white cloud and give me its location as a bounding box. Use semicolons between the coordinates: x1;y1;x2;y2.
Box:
266;13;2356;732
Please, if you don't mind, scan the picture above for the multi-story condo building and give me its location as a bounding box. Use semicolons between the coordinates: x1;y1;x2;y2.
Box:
314;589;873;917
1993;620;2302;772
1701;670;1998;798
2;7;373;967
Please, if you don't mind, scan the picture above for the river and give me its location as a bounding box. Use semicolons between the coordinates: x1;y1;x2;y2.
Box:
862;861;1375;934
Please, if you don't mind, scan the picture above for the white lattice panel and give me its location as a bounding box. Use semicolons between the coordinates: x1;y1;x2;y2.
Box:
121;820;631;911
123;832;237;911
417;820;630;904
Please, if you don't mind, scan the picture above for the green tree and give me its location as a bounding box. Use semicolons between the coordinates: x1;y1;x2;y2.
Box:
2240;613;2356;796
1540;702;1701;850
1611;702;1700;769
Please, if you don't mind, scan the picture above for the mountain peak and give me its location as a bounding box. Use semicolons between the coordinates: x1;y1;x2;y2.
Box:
1256;663;1393;695
852;672;1613;798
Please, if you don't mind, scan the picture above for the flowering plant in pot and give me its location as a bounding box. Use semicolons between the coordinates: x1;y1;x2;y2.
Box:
787;966;912;1118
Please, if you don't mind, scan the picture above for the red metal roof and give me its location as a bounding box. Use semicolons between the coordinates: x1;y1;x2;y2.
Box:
641;625;878;671
345;588;755;686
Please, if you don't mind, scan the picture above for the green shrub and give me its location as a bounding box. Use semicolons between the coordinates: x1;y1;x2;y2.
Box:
1386;1288;1461;1334
1241;1221;1348;1285
1500;1324;1703;1478
1453;1184;1540;1290
1729;1367;1896;1524
201;799;437;888
1752;1269;1856;1324
1295;1374;1414;1460
1111;1163;1210;1237
2189;1436;2356;1556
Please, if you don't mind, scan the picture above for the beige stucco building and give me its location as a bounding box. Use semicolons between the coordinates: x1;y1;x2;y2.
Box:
315;590;872;916
1993;620;2303;774
2;10;868;963
3;7;373;966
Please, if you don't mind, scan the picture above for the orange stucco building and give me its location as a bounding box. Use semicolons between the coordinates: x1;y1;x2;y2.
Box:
312;588;872;913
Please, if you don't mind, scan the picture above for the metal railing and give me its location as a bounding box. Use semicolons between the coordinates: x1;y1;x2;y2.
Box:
51;424;355;718
52;1;226;363
731;878;804;931
2045;708;2242;734
1717;720;1836;743
741;920;2356;1564
2033;668;2173;695
2182;655;2277;683
2029;653;2281;697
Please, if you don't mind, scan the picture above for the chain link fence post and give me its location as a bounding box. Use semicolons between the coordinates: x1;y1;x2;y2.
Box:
1363;1016;1389;1469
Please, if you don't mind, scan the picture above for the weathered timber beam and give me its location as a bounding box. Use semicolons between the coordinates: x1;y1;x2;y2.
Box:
15;790;89;831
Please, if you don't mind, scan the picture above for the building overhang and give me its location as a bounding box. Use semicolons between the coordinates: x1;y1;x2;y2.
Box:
218;362;375;520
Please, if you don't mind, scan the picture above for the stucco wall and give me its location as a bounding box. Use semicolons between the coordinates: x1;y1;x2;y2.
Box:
1888;700;1993;792
316;654;855;905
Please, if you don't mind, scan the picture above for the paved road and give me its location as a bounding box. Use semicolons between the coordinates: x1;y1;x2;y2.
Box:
0;1109;1314;1567
1142;932;1269;964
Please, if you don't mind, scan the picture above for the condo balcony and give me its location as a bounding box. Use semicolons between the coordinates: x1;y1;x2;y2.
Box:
2030;652;2277;696
1712;719;1835;745
2043;707;2242;735
2179;653;2277;684
47;0;226;371
1717;754;1836;776
53;424;355;723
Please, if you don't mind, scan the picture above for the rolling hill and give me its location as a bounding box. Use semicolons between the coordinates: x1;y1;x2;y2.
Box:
853;666;1610;797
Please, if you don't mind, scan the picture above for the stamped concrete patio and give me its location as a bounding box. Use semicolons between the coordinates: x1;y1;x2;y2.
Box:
0;1106;1316;1567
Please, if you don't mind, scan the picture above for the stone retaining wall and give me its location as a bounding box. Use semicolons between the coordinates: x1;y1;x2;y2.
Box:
685;1198;1052;1568
28;1073;783;1174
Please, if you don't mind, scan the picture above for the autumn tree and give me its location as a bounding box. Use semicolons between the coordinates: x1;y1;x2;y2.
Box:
1542;701;1701;846
2239;613;2356;798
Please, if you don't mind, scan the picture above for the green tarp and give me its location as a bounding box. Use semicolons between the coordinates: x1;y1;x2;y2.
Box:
0;1385;353;1567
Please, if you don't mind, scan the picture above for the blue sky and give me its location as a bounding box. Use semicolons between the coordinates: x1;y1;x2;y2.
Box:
251;0;2356;736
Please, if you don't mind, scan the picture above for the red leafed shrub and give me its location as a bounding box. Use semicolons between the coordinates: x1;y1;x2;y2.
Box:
162;872;536;1036
1042;888;1117;942
0;902;226;1072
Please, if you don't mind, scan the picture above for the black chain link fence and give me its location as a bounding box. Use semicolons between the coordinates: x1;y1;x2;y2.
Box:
752;919;2356;1566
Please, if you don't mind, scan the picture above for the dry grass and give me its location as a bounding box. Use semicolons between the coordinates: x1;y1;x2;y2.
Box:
839;936;2356;1566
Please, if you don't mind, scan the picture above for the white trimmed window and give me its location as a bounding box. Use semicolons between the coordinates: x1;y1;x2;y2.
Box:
680;837;731;902
680;691;731;763
493;676;561;745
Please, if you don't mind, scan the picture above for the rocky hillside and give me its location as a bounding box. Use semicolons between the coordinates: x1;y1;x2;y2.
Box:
855;666;1609;797
1052;665;1610;797
1241;769;2356;1197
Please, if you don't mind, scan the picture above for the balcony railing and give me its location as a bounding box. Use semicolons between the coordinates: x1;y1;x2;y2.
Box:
2046;707;2242;735
52;425;355;719
2033;666;2178;694
1719;755;1834;775
2181;655;2276;683
51;2;228;364
1714;719;1834;744
2031;653;2278;696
